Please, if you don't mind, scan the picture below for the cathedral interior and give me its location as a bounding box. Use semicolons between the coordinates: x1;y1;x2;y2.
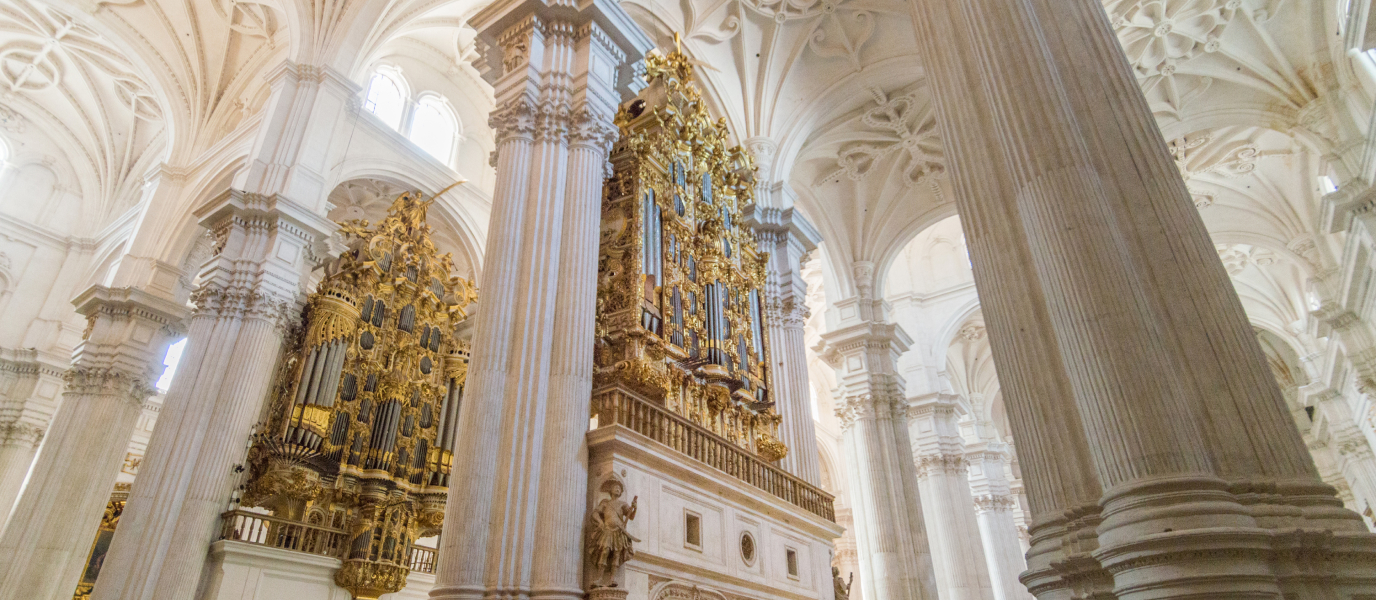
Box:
1;0;1375;599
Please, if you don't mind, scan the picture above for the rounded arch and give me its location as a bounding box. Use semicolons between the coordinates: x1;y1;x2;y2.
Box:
325;163;487;281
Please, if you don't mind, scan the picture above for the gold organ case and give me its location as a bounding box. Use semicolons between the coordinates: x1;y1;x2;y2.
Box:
241;192;476;600
595;46;787;463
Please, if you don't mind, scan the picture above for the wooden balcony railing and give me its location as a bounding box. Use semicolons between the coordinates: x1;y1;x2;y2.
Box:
592;387;836;522
408;545;437;573
218;509;347;558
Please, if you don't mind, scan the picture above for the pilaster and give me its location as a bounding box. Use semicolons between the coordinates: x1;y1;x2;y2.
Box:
0;286;186;600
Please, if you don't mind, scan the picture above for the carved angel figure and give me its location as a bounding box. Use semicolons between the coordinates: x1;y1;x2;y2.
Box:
586;475;639;587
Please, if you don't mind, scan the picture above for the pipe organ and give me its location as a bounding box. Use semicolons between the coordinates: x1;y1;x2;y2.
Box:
241;192;476;600
595;46;787;462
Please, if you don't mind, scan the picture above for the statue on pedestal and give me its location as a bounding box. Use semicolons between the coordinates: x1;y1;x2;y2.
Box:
587;474;639;588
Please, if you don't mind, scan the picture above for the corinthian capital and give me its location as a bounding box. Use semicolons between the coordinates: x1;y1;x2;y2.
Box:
489;97;540;147
914;452;970;478
972;493;1017;514
63;367;156;408
0;421;44;449
835;394;904;430
568;107;618;152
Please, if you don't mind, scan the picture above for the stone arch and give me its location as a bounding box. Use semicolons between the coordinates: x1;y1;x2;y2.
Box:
649;581;731;600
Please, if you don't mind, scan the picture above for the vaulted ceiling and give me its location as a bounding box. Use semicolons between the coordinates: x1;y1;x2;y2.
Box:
0;0;1362;301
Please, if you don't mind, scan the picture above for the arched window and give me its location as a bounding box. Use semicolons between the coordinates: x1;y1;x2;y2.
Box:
364;69;407;131
410;96;458;165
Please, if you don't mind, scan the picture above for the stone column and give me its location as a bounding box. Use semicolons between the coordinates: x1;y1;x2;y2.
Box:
0;287;186;600
816;300;937;600
429;4;649;600
0;350;64;528
92;192;329;600
906;0;1376;596
0;421;42;524
906;394;993;600
747;206;823;483
529;38;625;600
965;443;1033;600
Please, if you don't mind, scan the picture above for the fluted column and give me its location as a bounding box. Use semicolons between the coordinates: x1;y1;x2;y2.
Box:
747;206;823;483
966;443;1033;600
907;395;993;600
92;191;329;600
529;57;624;600
907;0;1376;596
0;351;66;530
0;421;43;525
817;306;937;600
0;287;186;600
430;4;650;600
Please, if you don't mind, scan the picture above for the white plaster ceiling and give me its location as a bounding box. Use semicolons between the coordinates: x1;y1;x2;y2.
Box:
0;0;168;232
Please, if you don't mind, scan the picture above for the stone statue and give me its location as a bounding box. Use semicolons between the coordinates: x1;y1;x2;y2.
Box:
832;566;853;600
587;474;639;587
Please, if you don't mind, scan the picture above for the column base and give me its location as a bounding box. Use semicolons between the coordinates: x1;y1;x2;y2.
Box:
1019;477;1376;600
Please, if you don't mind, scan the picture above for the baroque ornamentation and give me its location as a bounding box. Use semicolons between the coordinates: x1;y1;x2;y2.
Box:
241;191;476;600
593;44;786;462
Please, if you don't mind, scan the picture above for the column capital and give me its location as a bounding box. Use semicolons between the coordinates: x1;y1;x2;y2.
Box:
743;205;821;252
815;320;911;367
834;393;905;431
0;421;43;449
972;493;1017;514
192;190;332;324
914;452;969;478
471;0;653;100
70;285;189;407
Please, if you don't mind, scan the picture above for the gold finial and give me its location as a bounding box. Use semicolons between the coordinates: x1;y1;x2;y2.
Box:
674;31;682;54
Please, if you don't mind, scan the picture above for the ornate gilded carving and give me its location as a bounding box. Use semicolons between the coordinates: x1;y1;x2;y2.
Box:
241;191;475;599
594;42;786;463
